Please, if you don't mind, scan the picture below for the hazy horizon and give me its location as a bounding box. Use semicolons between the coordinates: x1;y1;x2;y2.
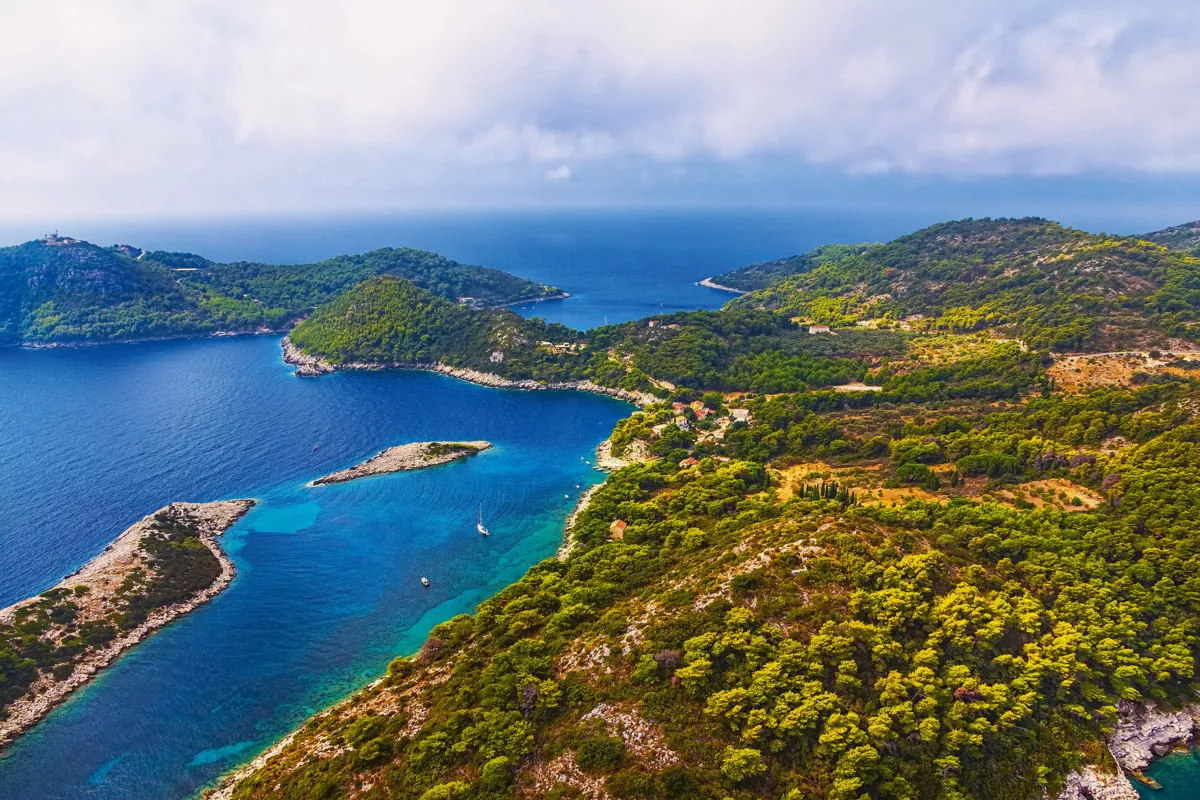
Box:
1;204;1195;262
4;2;1200;221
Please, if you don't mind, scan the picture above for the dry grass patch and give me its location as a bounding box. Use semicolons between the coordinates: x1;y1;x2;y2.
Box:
859;486;947;506
774;462;880;501
1049;351;1200;391
995;478;1103;512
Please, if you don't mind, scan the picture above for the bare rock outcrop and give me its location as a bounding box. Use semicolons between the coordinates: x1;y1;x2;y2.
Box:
1056;699;1199;799
1109;700;1200;771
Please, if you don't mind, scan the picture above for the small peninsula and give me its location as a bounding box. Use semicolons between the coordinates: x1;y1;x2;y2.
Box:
0;499;254;751
311;441;492;486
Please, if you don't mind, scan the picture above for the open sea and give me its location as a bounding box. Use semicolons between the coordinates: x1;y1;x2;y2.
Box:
0;210;1195;798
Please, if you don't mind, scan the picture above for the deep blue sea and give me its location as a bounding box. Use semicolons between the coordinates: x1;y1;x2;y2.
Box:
0;211;1195;798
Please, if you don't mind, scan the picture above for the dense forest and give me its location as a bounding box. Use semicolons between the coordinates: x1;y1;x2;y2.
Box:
224;217;1200;800
0;235;559;346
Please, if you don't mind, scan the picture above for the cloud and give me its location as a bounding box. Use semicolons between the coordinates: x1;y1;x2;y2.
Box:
1;0;1199;216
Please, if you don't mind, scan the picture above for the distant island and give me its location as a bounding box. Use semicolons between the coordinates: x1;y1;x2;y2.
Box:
311;441;492;486
0;500;254;752
0;233;563;348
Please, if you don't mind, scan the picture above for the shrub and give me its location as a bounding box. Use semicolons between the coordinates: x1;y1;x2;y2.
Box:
721;746;767;782
419;782;470;800
577;735;626;770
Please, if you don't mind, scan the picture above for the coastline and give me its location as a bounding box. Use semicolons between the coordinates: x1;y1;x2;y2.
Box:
0;500;255;752
310;441;492;486
13;291;565;352
280;337;658;407
1057;700;1200;800
492;290;571;309
558;483;604;561
19;327;290;350
697;277;748;295
557;437;654;560
210;432;645;793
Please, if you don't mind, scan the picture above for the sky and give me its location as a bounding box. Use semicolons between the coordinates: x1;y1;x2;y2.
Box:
4;0;1200;225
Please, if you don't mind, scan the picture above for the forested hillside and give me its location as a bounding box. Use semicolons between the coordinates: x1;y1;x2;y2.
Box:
226;357;1200;800
1144;220;1200;256
290;277;890;393
711;217;1200;352
709;244;871;293
228;217;1200;800
0;235;558;346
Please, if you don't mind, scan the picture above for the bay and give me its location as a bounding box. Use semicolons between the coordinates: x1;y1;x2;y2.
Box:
0;336;628;798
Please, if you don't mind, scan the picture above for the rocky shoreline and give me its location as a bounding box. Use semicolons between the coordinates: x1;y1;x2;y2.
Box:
698;277;748;295
595;437;652;471
311;441;491;486
21;327;288;350
491;290;571;308
281;337;658;407
557;438;655;560
1057;700;1200;799
558;483;604;561
0;500;255;752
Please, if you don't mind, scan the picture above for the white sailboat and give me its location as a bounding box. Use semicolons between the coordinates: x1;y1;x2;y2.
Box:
476;504;490;536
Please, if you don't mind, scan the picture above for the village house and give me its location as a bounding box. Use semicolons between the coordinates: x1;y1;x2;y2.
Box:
679;456;699;468
672;402;687;411
730;408;752;424
808;324;831;334
674;416;691;431
609;519;628;540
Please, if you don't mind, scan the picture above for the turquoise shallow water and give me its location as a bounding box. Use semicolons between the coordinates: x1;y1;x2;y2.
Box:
0;336;628;799
1140;751;1200;798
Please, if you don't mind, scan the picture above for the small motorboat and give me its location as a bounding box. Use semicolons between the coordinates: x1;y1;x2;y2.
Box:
420;577;430;587
312;444;320;450
476;504;490;536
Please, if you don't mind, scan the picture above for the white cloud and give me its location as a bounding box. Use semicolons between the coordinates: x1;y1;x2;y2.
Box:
0;0;1198;216
545;165;572;182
